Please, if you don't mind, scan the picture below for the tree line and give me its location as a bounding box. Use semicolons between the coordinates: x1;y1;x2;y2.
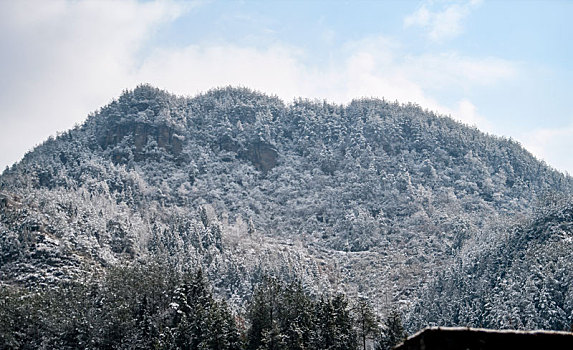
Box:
0;263;406;350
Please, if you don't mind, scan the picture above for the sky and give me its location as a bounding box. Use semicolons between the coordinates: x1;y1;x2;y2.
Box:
1;0;572;174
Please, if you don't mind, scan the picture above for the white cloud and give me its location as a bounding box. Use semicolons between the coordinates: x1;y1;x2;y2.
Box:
404;0;482;42
452;99;493;132
0;0;192;169
403;53;518;90
137;44;308;100
521;124;573;175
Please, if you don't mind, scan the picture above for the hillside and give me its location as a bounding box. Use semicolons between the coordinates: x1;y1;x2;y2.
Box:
1;84;571;314
408;195;573;331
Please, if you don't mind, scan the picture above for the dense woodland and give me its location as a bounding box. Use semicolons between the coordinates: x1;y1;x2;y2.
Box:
408;196;573;332
0;263;407;350
1;85;573;347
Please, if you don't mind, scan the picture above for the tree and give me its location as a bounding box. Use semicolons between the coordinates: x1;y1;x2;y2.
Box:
246;276;283;350
278;281;315;350
314;294;358;350
354;298;378;350
376;310;407;350
200;300;243;350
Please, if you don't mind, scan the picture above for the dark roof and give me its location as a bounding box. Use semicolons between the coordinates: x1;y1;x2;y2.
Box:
395;327;573;350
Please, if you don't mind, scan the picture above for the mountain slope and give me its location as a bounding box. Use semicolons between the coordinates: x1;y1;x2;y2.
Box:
408;196;573;331
1;85;571;313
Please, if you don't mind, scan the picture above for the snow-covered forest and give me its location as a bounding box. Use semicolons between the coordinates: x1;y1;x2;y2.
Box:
1;264;403;349
1;85;572;348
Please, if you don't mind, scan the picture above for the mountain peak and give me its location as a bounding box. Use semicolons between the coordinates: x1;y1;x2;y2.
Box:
121;83;172;102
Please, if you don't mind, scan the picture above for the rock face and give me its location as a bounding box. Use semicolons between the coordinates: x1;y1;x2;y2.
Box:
218;136;278;172
239;140;278;173
100;122;184;163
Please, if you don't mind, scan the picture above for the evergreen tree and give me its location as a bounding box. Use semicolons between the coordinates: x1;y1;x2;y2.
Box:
354;298;379;350
314;294;358;350
246;277;360;350
200;300;243;350
257;321;287;350
246;276;283;350
278;281;315;350
376;310;407;350
0;286;42;349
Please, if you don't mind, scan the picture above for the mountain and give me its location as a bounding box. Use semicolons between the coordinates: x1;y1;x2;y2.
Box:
1;84;572;317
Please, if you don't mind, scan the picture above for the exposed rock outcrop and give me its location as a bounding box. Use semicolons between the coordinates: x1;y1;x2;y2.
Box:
239;140;278;173
100;122;185;163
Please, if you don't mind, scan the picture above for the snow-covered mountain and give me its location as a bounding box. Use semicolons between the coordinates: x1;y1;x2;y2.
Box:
1;84;571;321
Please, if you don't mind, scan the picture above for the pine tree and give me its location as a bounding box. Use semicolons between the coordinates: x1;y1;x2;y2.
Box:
168;268;220;349
257;321;287;350
355;298;378;350
314;294;358;350
376;310;407;350
246;276;283;350
279;281;315;350
200;300;243;350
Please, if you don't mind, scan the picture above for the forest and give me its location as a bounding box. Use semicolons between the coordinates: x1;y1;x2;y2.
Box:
0;263;407;350
1;85;573;347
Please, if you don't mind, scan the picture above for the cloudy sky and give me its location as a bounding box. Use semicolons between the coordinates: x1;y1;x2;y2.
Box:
1;0;572;174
